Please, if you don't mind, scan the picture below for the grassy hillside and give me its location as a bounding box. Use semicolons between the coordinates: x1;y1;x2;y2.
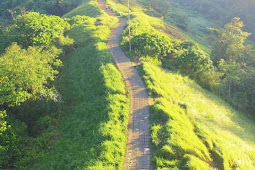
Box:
168;0;255;40
35;1;129;169
106;0;255;169
107;0;211;54
140;60;255;169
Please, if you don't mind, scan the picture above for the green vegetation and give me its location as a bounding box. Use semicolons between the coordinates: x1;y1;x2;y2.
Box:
13;12;72;47
1;0;255;169
36;10;129;169
106;0;255;169
169;0;255;40
210;18;255;115
210;17;252;64
141;61;255;169
0;12;72;169
0;44;62;106
63;0;101;18
113;0;255;116
0;0;129;169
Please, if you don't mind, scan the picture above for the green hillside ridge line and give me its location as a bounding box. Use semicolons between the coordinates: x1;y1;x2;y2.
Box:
36;0;129;169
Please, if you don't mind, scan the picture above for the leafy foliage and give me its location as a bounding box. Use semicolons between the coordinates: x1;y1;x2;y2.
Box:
13;12;72;47
131;33;172;59
217;61;255;115
0;6;74;170
130;32;217;89
0;43;62;107
0;111;8;136
210;17;251;63
208;18;255;115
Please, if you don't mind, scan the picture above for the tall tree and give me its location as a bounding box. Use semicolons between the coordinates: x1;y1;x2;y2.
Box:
0;43;62;107
210;17;251;64
13;12;72;48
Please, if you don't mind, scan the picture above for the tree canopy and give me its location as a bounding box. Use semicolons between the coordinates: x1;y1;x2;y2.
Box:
0;43;62;106
210;17;251;64
13;12;72;47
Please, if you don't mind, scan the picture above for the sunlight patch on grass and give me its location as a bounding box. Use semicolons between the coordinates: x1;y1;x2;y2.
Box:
141;61;255;169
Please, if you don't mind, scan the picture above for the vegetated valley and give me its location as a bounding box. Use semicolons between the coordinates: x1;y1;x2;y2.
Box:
0;0;255;169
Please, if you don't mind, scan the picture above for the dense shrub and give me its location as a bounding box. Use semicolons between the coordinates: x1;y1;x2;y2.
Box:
130;33;218;90
0;9;75;168
131;33;173;59
13;12;72;47
217;61;255;115
210;18;255;115
0;43;62;106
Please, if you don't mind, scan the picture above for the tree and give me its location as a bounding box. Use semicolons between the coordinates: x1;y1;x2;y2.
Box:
13;12;72;47
131;33;173;59
176;46;213;75
0;43;62;107
210;17;251;64
217;60;255;115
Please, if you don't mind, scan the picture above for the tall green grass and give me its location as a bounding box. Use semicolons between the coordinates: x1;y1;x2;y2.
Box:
140;60;255;169
36;1;129;169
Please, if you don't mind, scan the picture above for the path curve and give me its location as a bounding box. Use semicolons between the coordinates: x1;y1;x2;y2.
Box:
98;1;151;169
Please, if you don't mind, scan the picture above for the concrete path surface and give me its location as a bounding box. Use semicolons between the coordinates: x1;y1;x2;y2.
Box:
98;1;151;169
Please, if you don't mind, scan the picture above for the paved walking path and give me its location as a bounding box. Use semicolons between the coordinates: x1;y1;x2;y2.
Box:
98;1;151;169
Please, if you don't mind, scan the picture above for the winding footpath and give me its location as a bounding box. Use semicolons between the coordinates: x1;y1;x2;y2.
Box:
98;1;151;169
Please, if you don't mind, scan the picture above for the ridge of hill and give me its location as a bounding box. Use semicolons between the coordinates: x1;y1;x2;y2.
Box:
32;1;130;169
106;0;255;169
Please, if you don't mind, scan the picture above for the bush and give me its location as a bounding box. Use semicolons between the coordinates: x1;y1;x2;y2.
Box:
0;43;62;106
13;12;71;47
162;43;218;90
131;33;173;59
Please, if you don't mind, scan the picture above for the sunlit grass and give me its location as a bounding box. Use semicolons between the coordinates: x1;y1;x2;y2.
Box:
141;60;255;169
108;1;255;169
36;0;129;169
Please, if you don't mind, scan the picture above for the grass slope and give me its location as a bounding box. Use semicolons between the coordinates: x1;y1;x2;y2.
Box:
107;0;211;54
107;1;255;169
105;1;255;169
140;60;255;169
36;1;129;169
